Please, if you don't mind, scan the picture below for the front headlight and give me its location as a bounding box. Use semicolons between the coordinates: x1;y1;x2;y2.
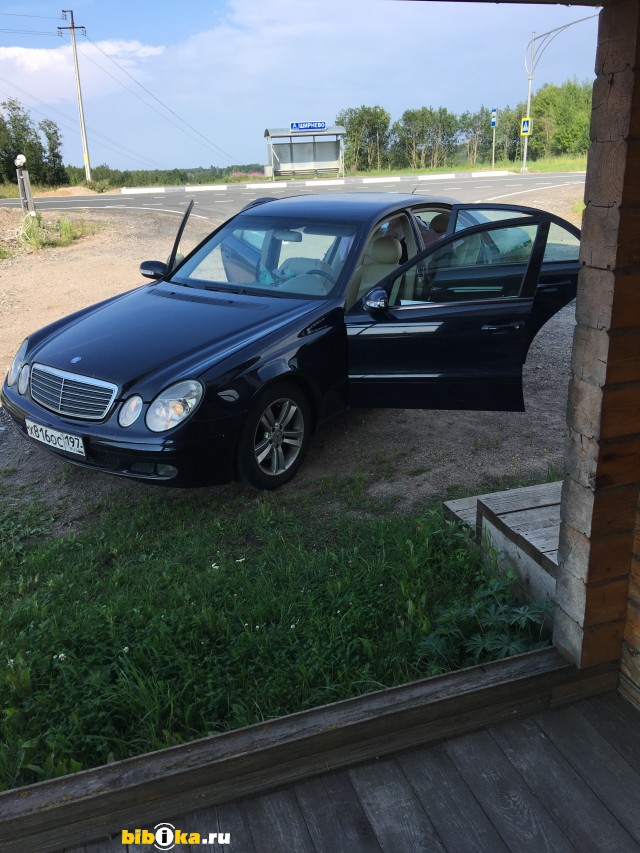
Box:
17;364;30;395
145;380;203;433
7;339;28;387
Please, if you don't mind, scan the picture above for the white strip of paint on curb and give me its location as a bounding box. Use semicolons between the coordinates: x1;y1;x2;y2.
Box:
362;176;402;183
417;174;457;181
470;171;511;178
305;179;345;186
246;182;275;189
121;187;164;194
187;185;227;192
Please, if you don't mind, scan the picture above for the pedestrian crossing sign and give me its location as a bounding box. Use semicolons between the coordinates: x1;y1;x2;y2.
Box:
521;117;532;136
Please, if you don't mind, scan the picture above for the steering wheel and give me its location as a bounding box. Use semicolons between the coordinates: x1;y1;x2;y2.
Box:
306;269;336;285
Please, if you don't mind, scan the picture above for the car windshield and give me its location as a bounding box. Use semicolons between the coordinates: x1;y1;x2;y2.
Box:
171;215;359;298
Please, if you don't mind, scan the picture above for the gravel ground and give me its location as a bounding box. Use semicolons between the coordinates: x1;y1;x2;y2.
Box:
0;185;582;523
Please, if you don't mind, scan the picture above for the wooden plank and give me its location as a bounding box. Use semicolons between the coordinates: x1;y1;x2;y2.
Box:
523;526;560;555
490;716;638;853
444;730;575;853
597;435;640;489
493;506;560;535
601;384;640;440
476;482;562;516
240;790;315;852
348;758;445;852
442;497;478;526
609;274;640;332
607;330;640;385
0;649;611;853
294;770;382;852
63;843;121;853
213;802;256;852
397;743;508;852
481;512;558;579
578;692;640;770
535;704;640;843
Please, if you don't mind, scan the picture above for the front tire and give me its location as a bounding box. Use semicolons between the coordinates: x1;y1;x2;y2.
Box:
236;382;311;490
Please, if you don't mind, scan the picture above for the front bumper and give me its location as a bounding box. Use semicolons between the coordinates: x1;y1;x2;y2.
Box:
1;382;239;487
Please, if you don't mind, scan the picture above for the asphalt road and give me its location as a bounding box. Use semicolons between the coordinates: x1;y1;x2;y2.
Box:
0;171;585;222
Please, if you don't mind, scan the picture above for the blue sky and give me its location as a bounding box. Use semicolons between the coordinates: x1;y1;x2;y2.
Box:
0;1;599;171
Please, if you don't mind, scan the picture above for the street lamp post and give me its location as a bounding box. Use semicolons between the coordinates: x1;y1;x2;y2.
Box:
15;154;36;216
520;12;599;174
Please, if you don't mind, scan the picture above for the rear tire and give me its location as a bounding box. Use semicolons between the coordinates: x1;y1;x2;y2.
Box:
236;382;311;490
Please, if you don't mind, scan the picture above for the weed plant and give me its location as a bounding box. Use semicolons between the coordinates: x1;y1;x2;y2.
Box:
20;214;98;250
0;485;550;789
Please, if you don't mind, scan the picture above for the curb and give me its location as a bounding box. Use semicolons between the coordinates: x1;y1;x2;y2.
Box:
119;171;516;195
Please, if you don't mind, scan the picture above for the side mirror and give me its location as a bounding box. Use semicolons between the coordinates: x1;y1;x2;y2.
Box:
140;260;168;280
363;288;389;312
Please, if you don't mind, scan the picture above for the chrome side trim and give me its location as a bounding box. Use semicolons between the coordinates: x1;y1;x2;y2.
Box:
348;373;442;380
347;323;441;337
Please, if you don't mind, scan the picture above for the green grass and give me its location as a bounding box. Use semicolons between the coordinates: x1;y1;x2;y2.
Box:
0;481;550;790
345;155;587;178
20;214;99;250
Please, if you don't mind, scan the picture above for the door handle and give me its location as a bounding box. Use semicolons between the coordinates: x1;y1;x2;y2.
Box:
481;321;524;333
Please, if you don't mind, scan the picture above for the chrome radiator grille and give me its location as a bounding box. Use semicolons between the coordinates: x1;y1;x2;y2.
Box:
30;364;118;420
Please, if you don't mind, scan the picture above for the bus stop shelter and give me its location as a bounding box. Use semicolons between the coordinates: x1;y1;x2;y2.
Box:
264;125;345;179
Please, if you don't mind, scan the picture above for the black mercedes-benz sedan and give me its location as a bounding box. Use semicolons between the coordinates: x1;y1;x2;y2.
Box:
1;192;581;489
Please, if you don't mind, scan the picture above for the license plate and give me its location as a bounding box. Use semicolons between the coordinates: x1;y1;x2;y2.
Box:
25;418;85;457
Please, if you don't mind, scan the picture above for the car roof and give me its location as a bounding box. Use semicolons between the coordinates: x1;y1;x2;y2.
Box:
238;192;457;223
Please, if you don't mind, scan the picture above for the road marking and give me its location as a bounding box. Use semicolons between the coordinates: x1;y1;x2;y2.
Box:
417;174;456;181
475;179;584;203
471;170;511;177
305;179;345;186
121;187;161;194
362;176;402;183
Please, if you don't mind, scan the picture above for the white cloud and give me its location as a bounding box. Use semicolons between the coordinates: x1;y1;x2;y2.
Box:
0;1;599;168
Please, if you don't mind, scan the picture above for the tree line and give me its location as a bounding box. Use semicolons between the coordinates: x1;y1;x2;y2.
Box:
0;79;591;189
0;99;66;185
336;79;592;172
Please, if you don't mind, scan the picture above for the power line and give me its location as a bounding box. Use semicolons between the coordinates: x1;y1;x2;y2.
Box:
0;73;167;168
0;29;61;37
0;12;63;20
82;34;241;163
65;35;237;164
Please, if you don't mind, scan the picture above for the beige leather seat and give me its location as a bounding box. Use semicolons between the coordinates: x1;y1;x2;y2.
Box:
352;236;403;302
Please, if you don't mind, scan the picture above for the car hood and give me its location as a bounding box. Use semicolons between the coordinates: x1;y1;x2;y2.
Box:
29;283;325;393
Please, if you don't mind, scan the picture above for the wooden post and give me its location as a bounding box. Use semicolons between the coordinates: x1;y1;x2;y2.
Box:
554;0;640;697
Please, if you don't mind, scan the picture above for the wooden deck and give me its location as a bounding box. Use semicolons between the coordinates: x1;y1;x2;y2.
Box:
58;691;640;852
444;481;561;606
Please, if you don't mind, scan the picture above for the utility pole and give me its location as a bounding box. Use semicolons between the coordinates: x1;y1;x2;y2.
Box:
59;10;91;182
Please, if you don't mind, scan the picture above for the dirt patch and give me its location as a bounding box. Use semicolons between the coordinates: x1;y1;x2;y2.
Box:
0;186;583;522
34;186;98;197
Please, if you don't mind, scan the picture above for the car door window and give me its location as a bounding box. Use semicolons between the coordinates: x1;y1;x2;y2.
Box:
543;221;580;262
451;206;531;232
388;222;540;306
